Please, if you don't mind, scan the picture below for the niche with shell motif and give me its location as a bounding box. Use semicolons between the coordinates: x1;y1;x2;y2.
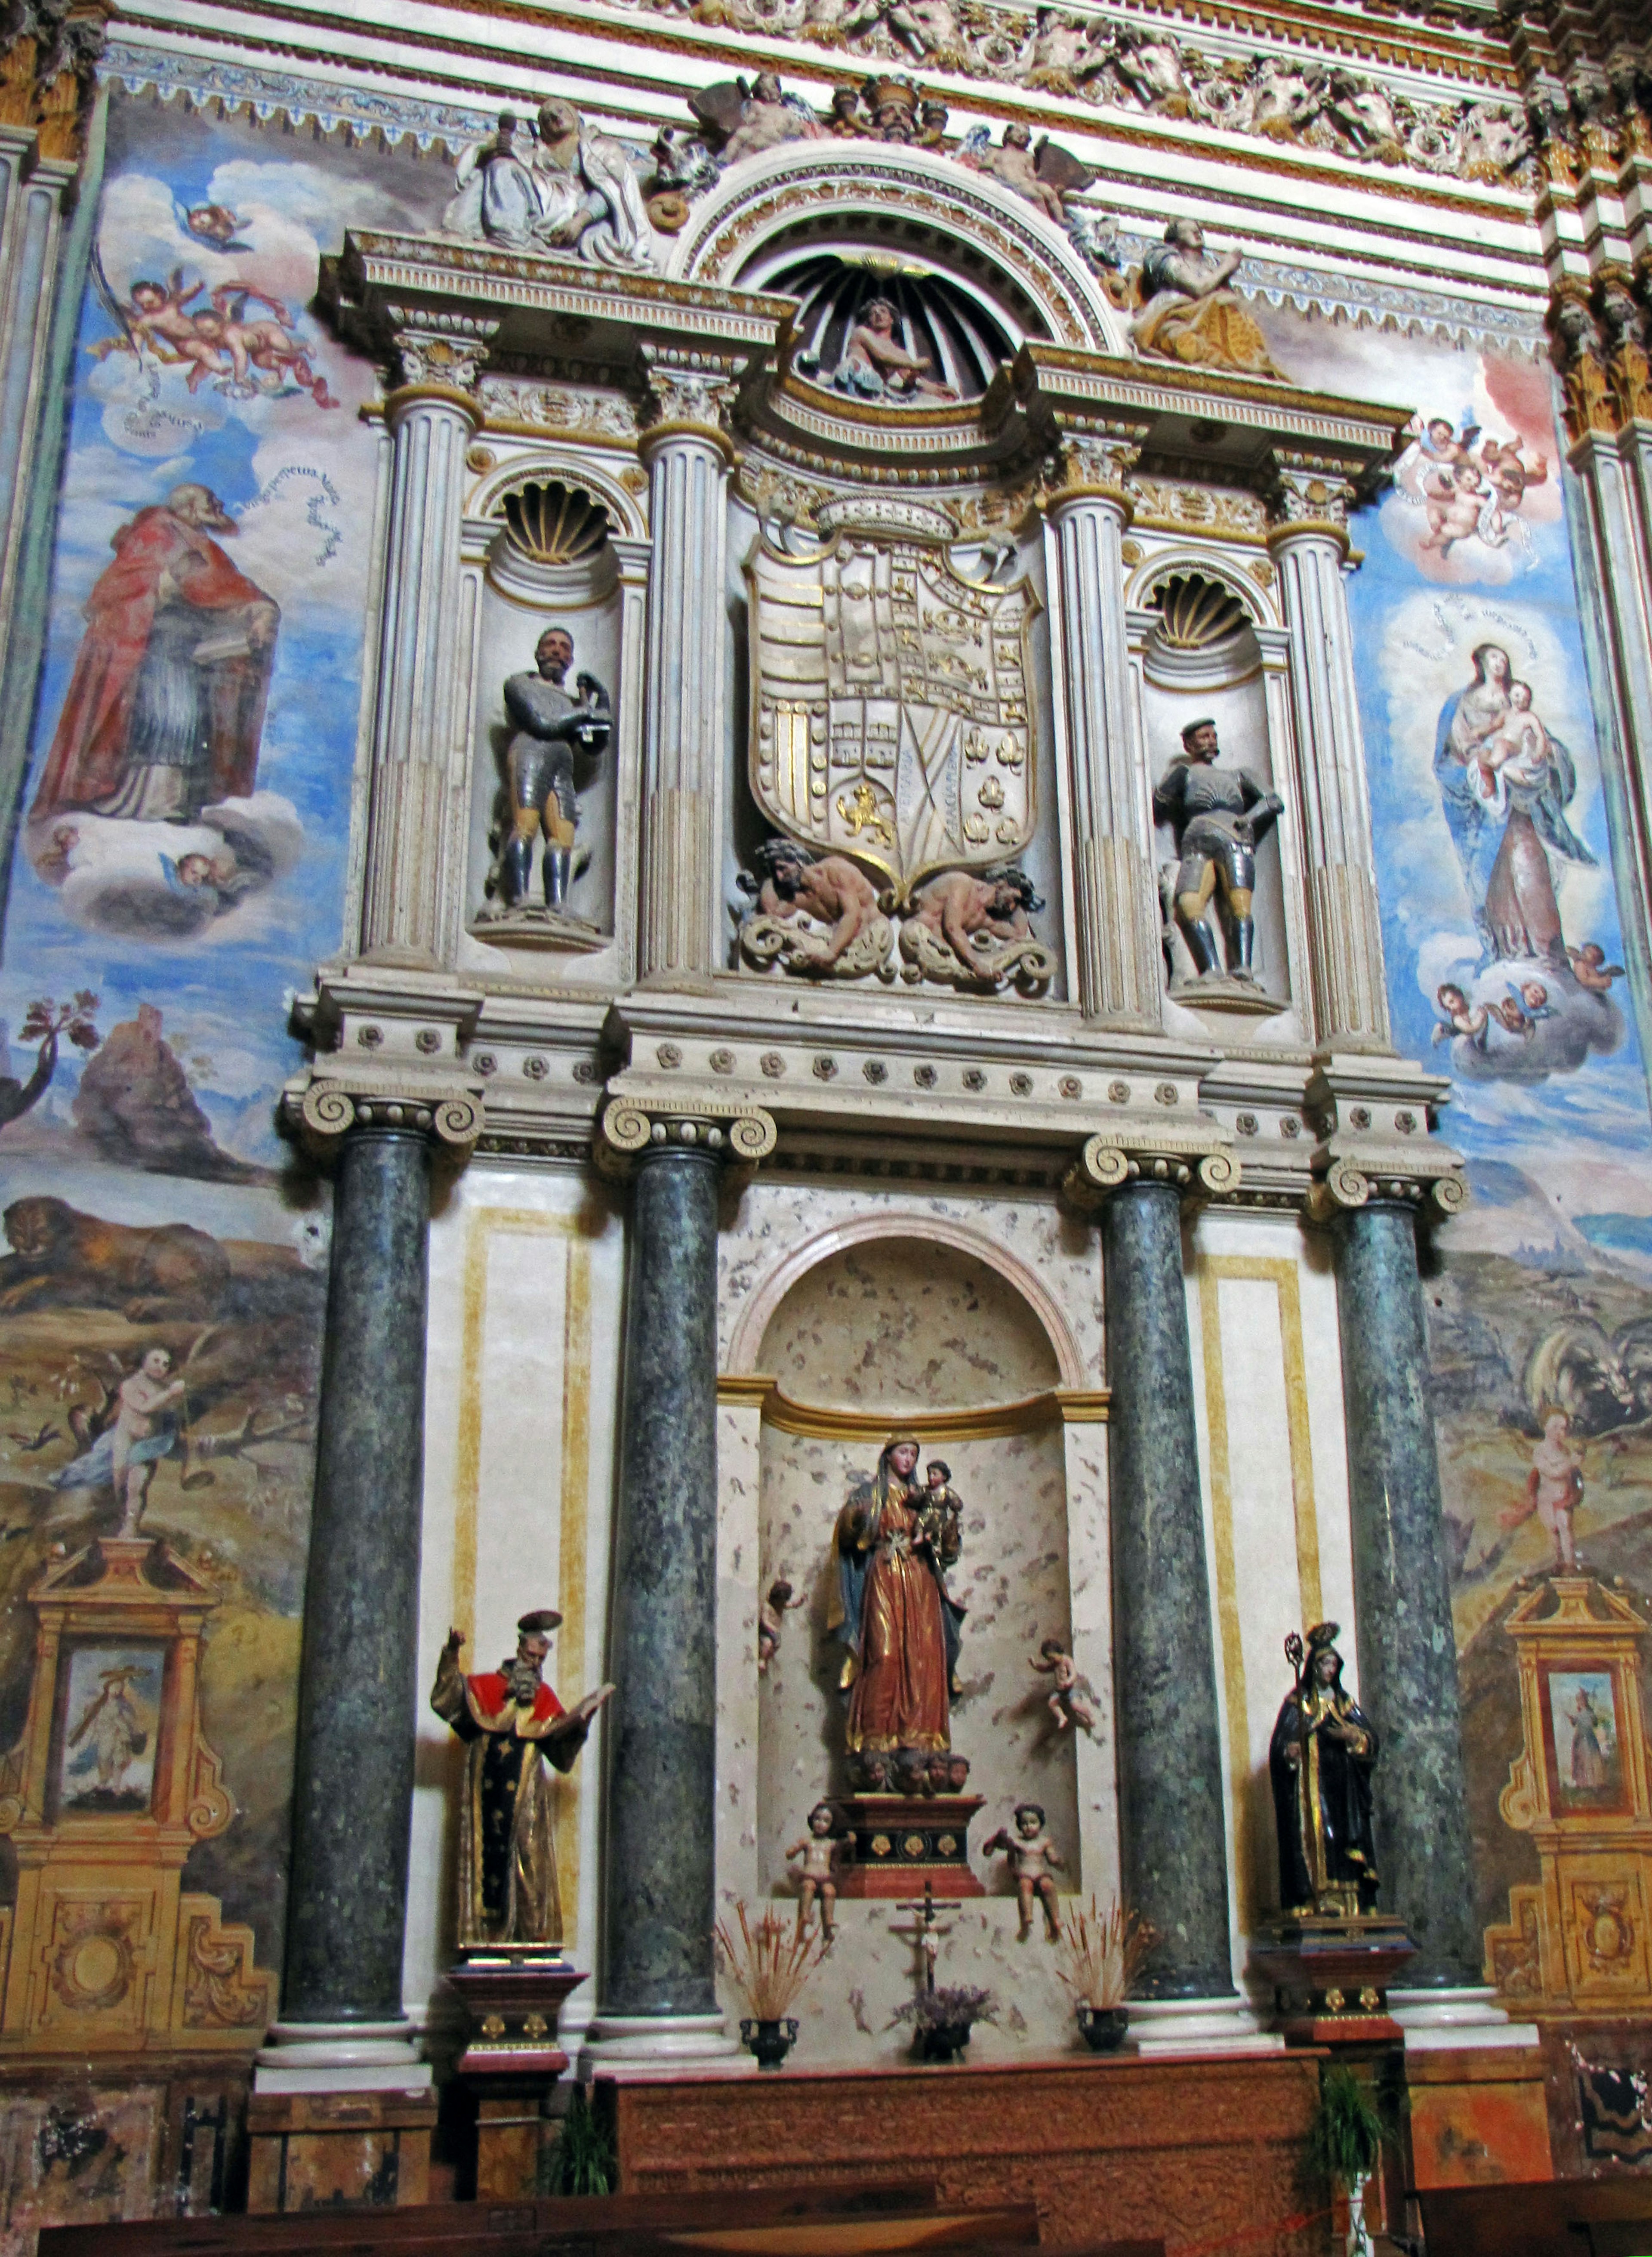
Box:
462;474;626;957
1134;566;1292;1017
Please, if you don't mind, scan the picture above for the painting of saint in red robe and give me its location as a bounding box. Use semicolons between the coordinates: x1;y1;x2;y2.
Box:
32;483;278;824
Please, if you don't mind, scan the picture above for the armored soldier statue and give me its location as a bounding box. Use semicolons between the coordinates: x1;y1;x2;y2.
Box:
495;625;611;913
1152;716;1282;980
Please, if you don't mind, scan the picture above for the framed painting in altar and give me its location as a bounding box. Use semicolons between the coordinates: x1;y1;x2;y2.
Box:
52;1644;165;1819
1543;1665;1628;1819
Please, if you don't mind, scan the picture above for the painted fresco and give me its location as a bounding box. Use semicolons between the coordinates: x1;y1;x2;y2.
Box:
1276;318;1652;1968
0;93;444;2017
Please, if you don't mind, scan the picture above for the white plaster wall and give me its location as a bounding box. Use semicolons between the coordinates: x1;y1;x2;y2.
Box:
405;1162;625;2045
1185;1205;1354;1982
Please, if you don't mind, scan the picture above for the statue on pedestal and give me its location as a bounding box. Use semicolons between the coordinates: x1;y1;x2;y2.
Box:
1152;716;1282;985
823;1436;983;1896
431;1608;614;1950
831;1435;963;1764
1268;1622;1379;1918
482;627;611;931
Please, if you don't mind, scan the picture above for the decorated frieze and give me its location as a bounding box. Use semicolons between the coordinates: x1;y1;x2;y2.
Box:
602;19;1537;186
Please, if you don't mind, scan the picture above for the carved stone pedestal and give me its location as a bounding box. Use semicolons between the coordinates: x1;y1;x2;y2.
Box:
830;1796;985;1898
1248;1913;1415;2044
447;1955;588;2199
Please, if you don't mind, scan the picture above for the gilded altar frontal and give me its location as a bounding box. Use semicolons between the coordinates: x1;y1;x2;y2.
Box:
0;0;1648;2242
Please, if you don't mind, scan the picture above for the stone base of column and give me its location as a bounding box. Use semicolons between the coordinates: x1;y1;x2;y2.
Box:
579;2012;752;2079
1128;1998;1285;2058
254;2018;434;2094
1388;1985;1540;2052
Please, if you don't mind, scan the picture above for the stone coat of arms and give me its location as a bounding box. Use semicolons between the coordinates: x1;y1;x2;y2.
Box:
748;502;1039;906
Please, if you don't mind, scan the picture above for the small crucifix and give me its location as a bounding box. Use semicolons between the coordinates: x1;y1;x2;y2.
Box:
893;1883;952;1997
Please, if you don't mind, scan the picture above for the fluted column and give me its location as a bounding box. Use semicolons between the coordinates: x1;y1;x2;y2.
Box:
637;350;741;989
1267;458;1391;1053
1544;275;1652;1070
1322;1186;1479;1988
359;317;497;961
587;1102;774;2066
1046;432;1162;1028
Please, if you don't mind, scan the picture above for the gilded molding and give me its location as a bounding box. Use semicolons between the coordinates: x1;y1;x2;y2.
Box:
715;1377;1110;1438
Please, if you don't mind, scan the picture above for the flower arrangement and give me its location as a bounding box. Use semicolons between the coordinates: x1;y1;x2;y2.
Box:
714;1902;822;2022
1057;1894;1158;2009
889;1983;999;2036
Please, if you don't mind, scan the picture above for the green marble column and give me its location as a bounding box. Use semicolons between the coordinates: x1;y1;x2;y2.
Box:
602;1135;723;2018
1333;1197;1477;1986
282;1123;432;2024
1103;1178;1235;1999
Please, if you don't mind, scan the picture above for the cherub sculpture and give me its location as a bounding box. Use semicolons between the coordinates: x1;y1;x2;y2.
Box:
689;74;826;164
786;1803;840;1942
955;122;1094;224
1031;1638;1095;1734
758;1575;807;1674
984;1802;1064;1940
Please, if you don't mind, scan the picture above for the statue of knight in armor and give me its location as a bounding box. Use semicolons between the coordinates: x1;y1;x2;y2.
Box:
1152;716;1283;982
493;626;611;914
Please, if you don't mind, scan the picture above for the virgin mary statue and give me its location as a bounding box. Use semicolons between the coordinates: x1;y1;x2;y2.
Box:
829;1435;957;1755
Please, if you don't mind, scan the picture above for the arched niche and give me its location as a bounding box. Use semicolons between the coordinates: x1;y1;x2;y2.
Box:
1131;562;1294;1013
745;1228;1084;1906
459;465;632;955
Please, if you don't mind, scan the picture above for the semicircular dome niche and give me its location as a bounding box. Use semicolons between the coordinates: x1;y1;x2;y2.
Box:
746;247;1016;408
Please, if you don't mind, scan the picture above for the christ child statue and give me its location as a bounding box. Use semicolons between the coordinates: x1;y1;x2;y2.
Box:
786;1802;839;1942
984;1801;1064;1941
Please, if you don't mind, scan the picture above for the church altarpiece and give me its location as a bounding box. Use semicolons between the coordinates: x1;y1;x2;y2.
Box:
2;13;1652;2221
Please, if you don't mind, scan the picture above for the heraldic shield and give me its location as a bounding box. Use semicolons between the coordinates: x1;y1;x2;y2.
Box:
749;511;1038;906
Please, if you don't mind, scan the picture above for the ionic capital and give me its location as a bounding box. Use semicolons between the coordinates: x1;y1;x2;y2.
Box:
1063;1124;1239;1211
1301;1058;1466;1226
281;1069;486;1158
595;1097;777;1180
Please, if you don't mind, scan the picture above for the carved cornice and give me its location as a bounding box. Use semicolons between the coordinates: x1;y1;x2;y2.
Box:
594;1096;778;1178
1063;1120;1241;1209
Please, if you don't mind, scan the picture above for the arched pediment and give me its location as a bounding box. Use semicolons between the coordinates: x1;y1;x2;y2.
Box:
665;140;1129;361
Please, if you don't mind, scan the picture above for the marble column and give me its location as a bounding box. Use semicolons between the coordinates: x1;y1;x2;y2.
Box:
1267;466;1390;1052
1046;442;1162;1028
587;1105;773;2064
636;350;740;989
258;1096;462;2093
359;319;495;962
1101;1175;1236;2004
1331;1196;1478;1988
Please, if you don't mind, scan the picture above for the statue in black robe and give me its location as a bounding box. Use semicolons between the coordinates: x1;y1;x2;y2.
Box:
1269;1622;1380;1917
